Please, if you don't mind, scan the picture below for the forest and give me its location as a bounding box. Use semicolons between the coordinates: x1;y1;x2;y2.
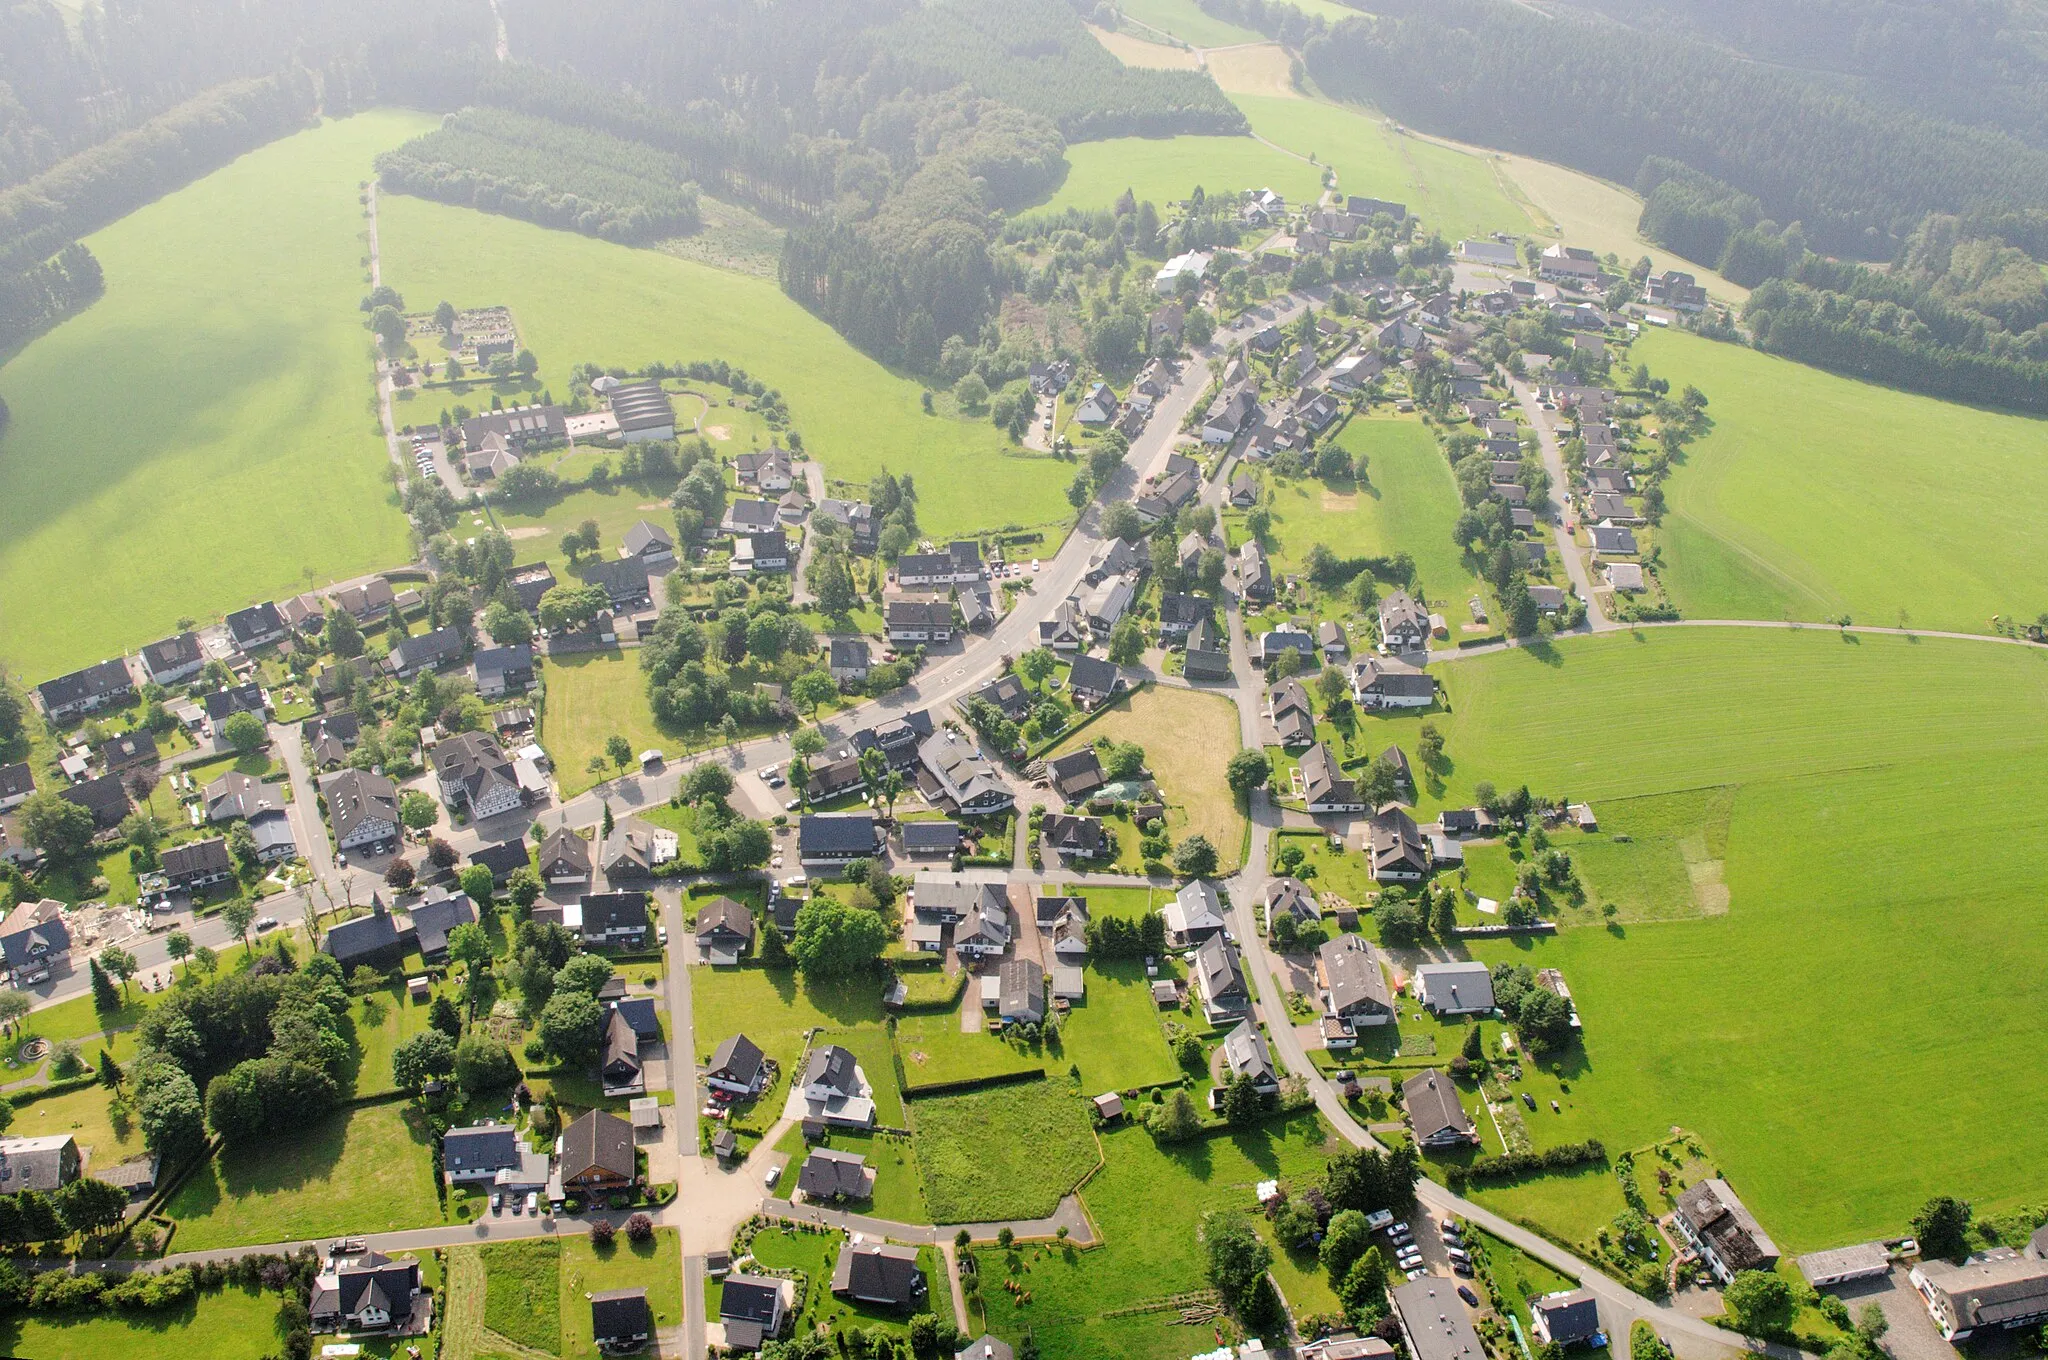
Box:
1301;0;2048;256
377;107;703;243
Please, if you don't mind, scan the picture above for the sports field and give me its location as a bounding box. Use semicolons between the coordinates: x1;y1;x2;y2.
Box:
1040;135;1323;216
0;110;428;680
377;195;1070;542
1637;329;2048;635
1416;627;2048;1249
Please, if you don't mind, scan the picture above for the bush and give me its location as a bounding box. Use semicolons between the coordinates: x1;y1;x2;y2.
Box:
589;1218;616;1247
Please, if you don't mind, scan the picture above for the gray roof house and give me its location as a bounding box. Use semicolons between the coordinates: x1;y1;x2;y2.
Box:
832;1241;927;1309
997;957;1045;1026
1219;1018;1278;1092
1193;935;1250;1022
1531;1290;1603;1347
0;1133;79;1193
798;1148;874;1201
1414;961;1494;1015
1402;1069;1478;1148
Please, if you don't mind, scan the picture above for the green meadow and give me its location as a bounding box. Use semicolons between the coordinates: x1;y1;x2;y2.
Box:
1113;0;1261;46
1039;134;1323;216
1405;627;2048;1249
0;110;428;681
376;194;1071;542
1638;328;2048;634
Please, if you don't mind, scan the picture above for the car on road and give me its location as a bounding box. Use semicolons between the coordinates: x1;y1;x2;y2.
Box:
656;925;668;945
254;916;278;932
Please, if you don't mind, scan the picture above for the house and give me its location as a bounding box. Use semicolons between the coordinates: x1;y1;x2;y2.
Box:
443;1123;524;1183
723;498;781;537
1036;599;1086;652
902;820;961;860
309;1250;425;1334
591;1289;653;1353
225;602;289;652
1538;243;1601;284
720;1273;794;1352
0;763;31;813
323;897;417;973
1643;269;1707;311
571;892;652;948
1299;743;1363;815
35;658;136;723
1158;593;1212;640
1439;808;1497;838
958;1337;1015;1360
139;632;205;686
1318;621;1348;660
1352;655;1434;710
1319;934;1394;1033
1081;577;1135;635
0;900;70;984
1066;655;1123;709
94;729;158;775
1046;749;1105;803
1531;1291;1603;1348
695;896;754;965
410;892;477;964
801;1044;865;1106
1298;389;1341;431
936;880;1010;960
1587;493;1636;524
998;957;1046;1026
468;840;531;887
248;810;298;864
1154;250;1212;295
1085;536;1146;585
1134;468;1199;525
815;498;879;553
385;627;465;679
1912;1246;2048;1341
1257;628;1316;670
159;837;234;896
1041;813;1104;861
796;1147;874;1202
1418;294;1457;327
1326;352;1383;392
1366;804;1430;881
731;530;790;574
538;827;593;888
805;754;865;802
1193;935;1251;1022
600;821;676;884
1219;1018;1279;1093
1378;592;1430;653
96;1154;159;1199
1238;542;1274;601
1529;585;1568;614
305;712;361;768
1347;195;1406;220
472;645;534;699
1604;562;1646;593
885;598;954;644
1456;239;1520;267
1166;880;1227;945
736;447;795;492
832;1241;928;1310
799;814;880;866
830;638;871;686
0;1133;78;1193
1672;1179;1781;1286
1184;617;1231;681
601;1008;644;1093
1589;525;1638;556
1149;303;1185;348
334;577;397;623
1265;877;1319;929
1074;382;1120;425
1415;961;1494;1015
202;683;267;733
458;403;566;451
1491;482;1527;507
918;730;1013;815
607;380;677;441
432;732;524;820
1392;1277;1483;1360
558;1109;636;1193
1402;1069;1479;1148
975;674;1032;724
610;997;660;1044
706;1034;767;1096
582;557;653;611
323;769;400;855
1202;386;1259;444
59;772;129;828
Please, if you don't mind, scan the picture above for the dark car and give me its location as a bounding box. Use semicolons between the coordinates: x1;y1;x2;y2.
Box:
1458;1285;1480;1306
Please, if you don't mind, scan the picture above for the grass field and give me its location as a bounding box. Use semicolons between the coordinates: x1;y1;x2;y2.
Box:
479;1239;561;1352
910;1080;1101;1223
1049;685;1246;871
9;1081;147;1172
1497;155;1749;301
1638;328;2048;634
537;652;665;798
975;1113;1336;1360
894;1012;1044;1093
164;1099;444;1251
378;194;1070;542
559;1229;683;1359
688;966;887;1111
1038;135;1323;217
0;111;428;681
1115;0;1261;46
0;1283;281;1360
1056;960;1182;1092
1407;627;2048;1249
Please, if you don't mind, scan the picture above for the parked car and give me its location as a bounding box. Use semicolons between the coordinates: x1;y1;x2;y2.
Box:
490;1192;502;1214
1446;1246;1470;1265
764;1165;779;1188
524;1192;538;1215
1458;1285;1480;1306
509;1196;523;1215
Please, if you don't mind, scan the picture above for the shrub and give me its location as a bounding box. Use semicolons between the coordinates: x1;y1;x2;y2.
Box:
590;1218;616;1247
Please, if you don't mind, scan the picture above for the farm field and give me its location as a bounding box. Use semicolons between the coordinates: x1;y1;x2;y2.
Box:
0;1283;282;1360
1637;327;2048;634
1086;26;1200;69
537;651;667;798
1204;44;1297;99
0;110;428;680
377;194;1070;542
1048;684;1246;871
1038;135;1323;217
975;1113;1336;1360
1409;627;2048;1249
163;1099;446;1251
910;1080;1101;1223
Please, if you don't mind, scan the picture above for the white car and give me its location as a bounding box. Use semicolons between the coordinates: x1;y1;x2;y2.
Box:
525;1192;539;1215
765;1165;779;1188
1030;559;1040;573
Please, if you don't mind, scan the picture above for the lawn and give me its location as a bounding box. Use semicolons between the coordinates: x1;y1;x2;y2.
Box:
773;1125;932;1224
974;1112;1337;1360
1079;885;1161;921
818;1025;907;1128
1638;327;2048;634
893;1012;1044;1093
7;1081;147;1173
163;1099;445;1251
747;1226;937;1338
1048;684;1246;872
559;1228;684;1360
490;477;702;585
688;965;889;1127
0;111;428;681
910;1080;1101;1223
537;651;668;798
379;194;1072;541
479;1239;561;1352
1408;626;2048;1250
1055;960;1182;1093
1470;1226;1583;1334
1037;135;1323;217
0;1282;281;1360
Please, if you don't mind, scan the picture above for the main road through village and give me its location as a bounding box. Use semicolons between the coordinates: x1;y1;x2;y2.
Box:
44;286;1814;1360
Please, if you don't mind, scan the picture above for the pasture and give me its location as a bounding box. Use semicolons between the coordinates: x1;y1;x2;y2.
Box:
378;194;1071;542
1113;0;1261;46
1637;328;2048;635
910;1080;1100;1223
0;1284;282;1360
1038;135;1323;217
1048;684;1246;871
1416;627;2048;1249
0;110;428;680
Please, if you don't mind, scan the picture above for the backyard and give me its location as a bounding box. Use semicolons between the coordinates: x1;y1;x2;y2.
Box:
1047;685;1246;872
1054;960;1183;1093
746;1226;937;1338
893;1011;1043;1094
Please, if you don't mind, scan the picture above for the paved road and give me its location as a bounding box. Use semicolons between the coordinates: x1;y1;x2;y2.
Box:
1511;374;1610;632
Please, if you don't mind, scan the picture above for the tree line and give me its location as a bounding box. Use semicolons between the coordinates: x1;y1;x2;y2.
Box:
0;241;101;359
1301;0;2048;257
377;106;703;243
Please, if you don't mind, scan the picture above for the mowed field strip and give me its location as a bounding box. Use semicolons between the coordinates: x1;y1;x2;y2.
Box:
1638;328;2048;634
0;110;431;680
375;194;1072;543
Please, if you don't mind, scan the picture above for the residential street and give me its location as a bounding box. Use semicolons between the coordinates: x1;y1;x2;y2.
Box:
1512;374;1612;632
